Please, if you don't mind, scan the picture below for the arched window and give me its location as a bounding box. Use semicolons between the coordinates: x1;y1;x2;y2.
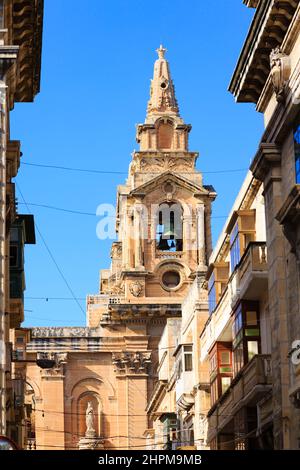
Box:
156;203;183;252
157;120;174;149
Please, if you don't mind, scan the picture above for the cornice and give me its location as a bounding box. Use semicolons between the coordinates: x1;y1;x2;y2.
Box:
250;142;281;181
229;0;298;104
11;0;44;102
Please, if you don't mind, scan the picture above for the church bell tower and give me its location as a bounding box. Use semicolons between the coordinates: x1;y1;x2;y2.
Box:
93;45;216;311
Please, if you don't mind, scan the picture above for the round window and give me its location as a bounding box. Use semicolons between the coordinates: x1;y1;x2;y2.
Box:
162;271;181;289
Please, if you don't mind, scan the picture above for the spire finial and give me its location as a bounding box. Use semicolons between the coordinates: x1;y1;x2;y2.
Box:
156;44;167;59
146;45;179;119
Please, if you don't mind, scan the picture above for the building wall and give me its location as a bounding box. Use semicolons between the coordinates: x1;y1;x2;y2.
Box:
0;0;43;441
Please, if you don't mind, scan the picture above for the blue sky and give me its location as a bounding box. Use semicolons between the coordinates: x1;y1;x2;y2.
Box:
12;0;263;327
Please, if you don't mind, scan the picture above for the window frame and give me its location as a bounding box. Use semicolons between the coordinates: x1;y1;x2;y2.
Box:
183;345;193;372
232;301;261;377
208;273;217;315
209;342;232;406
294;123;300;184
230;222;241;272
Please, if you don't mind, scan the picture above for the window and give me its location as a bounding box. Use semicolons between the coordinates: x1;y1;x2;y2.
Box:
156;203;183;252
248;341;259;361
10;245;18;267
211;378;218;405
233;341;244;376
16;349;24;360
228;211;256;273
210;352;217;375
10;228;19;242
0;1;3;30
232;302;261;376
294;124;300;184
208;273;216;315
184;345;193;372
230;222;240;272
209;343;232;406
221;377;231;394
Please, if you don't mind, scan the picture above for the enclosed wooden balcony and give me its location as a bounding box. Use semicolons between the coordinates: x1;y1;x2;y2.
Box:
207;354;272;442
238;242;268;300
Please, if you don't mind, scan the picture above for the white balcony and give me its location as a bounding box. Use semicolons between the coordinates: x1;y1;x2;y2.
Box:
175;371;194;411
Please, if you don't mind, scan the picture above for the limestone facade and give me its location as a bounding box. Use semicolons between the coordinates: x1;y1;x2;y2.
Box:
229;0;300;449
22;46;215;450
200;173;272;449
0;0;43;446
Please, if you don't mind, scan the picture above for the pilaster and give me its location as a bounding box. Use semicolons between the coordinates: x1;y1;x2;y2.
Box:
251;142;290;449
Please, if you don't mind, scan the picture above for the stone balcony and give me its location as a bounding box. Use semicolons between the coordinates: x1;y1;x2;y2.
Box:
207;354;272;442
175;371;195;411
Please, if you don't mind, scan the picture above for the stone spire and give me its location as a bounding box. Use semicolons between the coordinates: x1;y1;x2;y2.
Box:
146;45;179;119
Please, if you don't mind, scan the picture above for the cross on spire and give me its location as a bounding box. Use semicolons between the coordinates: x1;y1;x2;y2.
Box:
156;44;167;60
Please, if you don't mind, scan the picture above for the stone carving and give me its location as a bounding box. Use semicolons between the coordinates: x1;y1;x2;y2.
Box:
110;284;125;295
270;46;291;102
111;242;122;259
199;414;208;446
167;157;193;171
31;327;90;338
140;157;165;171
138;155;195;173
129;281;143;297
112;352;151;374
38;352;68;377
86;402;96;438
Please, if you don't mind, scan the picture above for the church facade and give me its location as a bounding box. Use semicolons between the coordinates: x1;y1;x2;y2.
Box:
21;46;215;450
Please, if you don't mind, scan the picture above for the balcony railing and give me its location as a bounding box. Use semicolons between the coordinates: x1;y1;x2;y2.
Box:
239;242;267;281
87;294;124;307
27;438;36;450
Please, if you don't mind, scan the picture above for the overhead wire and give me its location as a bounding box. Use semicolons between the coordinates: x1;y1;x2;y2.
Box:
21;160;248;176
18;201;228;219
16;183;86;318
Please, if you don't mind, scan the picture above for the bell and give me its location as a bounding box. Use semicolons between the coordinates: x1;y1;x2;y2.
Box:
169;240;176;249
157;237;170;251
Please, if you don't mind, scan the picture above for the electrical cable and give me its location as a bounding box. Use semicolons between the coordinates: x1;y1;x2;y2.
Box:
16;183;86;318
21;160;248;176
18;201;228;219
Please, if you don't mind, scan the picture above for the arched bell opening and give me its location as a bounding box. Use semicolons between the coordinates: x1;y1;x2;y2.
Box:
156;202;183;252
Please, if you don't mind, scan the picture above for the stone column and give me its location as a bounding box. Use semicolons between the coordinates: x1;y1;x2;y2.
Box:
122;208;133;270
197;202;206;269
183;210;192;262
134;204;143;269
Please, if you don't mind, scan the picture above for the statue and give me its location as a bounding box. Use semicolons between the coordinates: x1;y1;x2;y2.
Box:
85;402;96;437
